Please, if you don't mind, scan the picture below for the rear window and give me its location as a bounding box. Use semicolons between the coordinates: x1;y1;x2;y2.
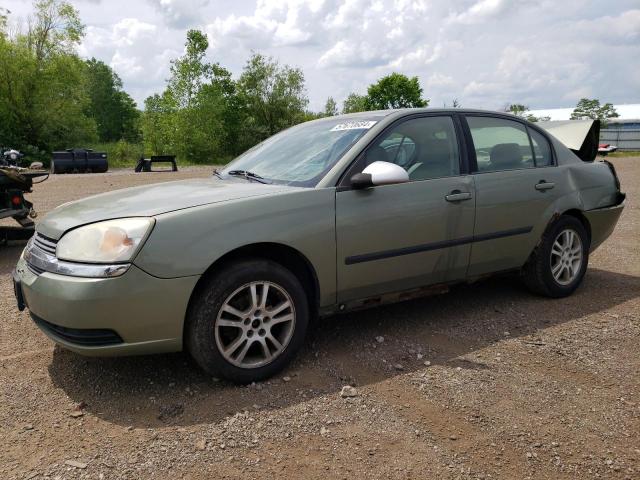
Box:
467;116;534;172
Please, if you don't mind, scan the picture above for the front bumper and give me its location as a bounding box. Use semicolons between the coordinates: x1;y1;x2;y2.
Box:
13;256;199;356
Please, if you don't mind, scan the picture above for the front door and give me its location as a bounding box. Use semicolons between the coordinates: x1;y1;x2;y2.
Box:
335;115;475;303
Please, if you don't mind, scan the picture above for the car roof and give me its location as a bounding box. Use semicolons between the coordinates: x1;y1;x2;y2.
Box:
332;108;519;120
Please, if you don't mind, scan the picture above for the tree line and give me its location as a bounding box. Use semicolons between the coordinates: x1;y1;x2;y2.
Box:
0;1;622;166
504;100;619;125
0;1;140;163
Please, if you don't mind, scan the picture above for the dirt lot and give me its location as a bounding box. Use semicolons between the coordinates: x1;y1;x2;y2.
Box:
1;160;639;480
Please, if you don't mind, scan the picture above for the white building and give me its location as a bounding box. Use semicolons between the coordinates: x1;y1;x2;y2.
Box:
529;103;640;121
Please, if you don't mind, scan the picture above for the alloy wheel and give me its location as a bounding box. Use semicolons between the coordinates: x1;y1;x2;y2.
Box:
215;281;296;369
550;228;583;285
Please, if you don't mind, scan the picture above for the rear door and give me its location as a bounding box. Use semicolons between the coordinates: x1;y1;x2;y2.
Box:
335;115;475;303
464;115;565;276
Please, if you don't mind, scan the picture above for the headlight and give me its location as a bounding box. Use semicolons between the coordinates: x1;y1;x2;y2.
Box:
57;218;154;263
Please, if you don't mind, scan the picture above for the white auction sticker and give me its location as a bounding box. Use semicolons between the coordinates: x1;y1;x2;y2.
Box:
330;120;377;131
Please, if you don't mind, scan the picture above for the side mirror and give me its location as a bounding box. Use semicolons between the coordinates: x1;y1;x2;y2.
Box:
350;161;409;189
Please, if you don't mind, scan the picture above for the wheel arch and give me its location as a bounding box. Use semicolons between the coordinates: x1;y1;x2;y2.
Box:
560;208;592;245
184;242;321;336
528;207;592;264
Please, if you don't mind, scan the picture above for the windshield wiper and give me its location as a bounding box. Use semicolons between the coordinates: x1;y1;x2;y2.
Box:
226;170;270;184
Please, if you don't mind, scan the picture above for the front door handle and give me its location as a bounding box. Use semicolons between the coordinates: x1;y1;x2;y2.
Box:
535;180;555;191
445;190;472;202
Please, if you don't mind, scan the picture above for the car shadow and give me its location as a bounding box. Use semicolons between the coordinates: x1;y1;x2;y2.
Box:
46;267;640;429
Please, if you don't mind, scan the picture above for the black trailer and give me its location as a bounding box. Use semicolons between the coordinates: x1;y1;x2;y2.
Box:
51;148;108;174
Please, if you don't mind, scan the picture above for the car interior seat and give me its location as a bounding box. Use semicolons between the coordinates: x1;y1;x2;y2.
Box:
409;138;452;180
489;143;523;170
365;145;391;167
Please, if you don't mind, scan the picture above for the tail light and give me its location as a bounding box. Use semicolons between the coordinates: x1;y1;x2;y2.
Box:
603;160;621;191
603;160;626;205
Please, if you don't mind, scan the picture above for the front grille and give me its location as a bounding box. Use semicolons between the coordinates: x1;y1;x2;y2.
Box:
27;233;58;276
33;233;58;256
27;262;46;275
32;315;124;346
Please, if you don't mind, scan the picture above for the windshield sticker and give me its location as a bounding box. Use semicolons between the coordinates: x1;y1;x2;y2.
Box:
330;120;377;132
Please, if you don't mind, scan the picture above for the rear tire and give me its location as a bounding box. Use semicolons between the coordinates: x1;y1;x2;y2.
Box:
186;259;309;383
522;215;589;298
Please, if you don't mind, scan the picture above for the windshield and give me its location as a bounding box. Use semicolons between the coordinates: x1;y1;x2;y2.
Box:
220;116;383;187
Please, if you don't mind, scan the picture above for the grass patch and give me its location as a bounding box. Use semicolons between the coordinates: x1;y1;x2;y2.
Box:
606;150;640;158
86;141;235;169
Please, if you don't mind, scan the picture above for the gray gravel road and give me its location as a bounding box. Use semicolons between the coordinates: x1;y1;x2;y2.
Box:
1;160;638;479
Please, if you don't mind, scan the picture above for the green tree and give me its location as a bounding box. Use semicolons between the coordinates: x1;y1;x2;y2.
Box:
28;0;84;60
505;103;549;123
142;93;175;156
570;98;619;125
200;63;244;156
142;29;237;162
236;53;308;144
36;53;97;147
0;7;9;35
365;73;428;110
0;0;96;159
143;30;214;161
342;93;368;113
323;97;338;117
167;29;211;109
85;58;140;142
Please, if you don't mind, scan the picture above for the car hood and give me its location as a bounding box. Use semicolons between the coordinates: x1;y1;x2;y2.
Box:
36;177;294;240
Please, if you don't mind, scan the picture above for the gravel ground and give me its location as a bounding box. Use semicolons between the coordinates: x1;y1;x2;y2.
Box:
1;160;638;480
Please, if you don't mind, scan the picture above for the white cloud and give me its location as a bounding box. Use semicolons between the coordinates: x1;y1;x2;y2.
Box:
3;0;638;111
78;17;179;106
426;73;455;88
208;0;331;49
112;18;157;46
147;0;211;29
449;0;526;25
201;1;640;110
318;40;391;68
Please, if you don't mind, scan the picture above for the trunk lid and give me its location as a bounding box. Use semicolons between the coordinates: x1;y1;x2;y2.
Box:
537;119;601;162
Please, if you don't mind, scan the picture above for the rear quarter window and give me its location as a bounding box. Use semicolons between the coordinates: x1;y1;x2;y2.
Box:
528;128;553;167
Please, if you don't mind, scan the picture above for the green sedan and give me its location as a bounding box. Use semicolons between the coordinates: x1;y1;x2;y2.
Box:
12;109;625;383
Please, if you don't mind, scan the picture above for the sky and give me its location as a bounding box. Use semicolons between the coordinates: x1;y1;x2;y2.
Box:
3;0;639;112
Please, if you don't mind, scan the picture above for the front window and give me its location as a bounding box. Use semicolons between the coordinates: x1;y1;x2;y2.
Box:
342;116;461;183
220;116;384;187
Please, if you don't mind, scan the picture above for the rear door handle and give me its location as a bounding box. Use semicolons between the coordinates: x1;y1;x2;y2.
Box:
445;190;472;202
535;180;555;191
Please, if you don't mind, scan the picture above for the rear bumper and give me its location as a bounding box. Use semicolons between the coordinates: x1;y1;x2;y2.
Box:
14;257;200;356
585;194;625;252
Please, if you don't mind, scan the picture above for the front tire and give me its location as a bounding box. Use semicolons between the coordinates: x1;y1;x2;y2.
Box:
186;259;309;383
522;216;589;298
